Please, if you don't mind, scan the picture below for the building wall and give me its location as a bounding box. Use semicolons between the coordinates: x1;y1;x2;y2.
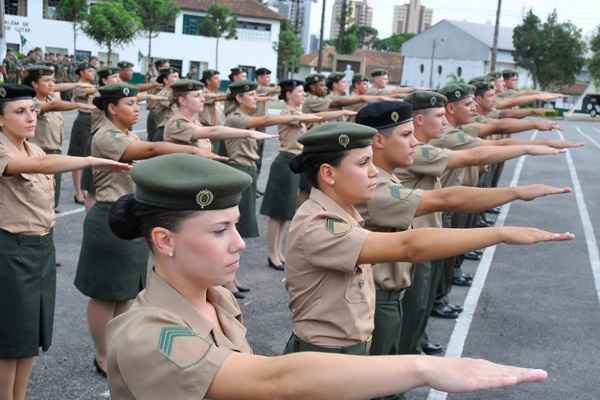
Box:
5;0;280;78
402;56;484;88
330;0;372;39
392;0;432;35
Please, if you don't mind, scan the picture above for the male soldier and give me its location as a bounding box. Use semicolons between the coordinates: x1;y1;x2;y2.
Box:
355;100;571;400
200;69;227;154
117;61;135;82
367;68;415;97
3;49;21;83
185;65;199;80
496;69;563;108
146;59;170;140
254;67;279;176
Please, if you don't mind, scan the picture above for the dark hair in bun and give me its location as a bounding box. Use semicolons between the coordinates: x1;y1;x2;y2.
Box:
290;151;346;189
109;194;198;249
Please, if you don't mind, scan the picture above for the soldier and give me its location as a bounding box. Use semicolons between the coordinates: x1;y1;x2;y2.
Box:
200;69;228;154
105;153;551;400
148;67;179;141
254;67;279;176
0;83;129;400
117;61;135;83
3;49;21;84
145;59;170;140
185;65;199;80
367;69;415;97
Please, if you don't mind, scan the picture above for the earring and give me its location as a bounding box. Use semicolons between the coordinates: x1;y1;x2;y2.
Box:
168;252;174;257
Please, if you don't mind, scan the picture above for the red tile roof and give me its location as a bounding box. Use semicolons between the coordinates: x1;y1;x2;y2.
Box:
178;0;285;21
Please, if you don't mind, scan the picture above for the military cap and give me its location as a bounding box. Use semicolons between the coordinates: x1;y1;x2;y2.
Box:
352;74;369;85
371;69;388;78
356;101;413;131
471;80;494;96
468;76;489;84
23;65;54;86
502;69;519;79
201;69;219;82
278;79;304;100
487;71;502;80
171;79;205;95
76;62;95;74
97;67;120;81
438;83;475;103
228;80;257;96
299;121;377;154
256;67;272;76
0;84;36;102
229;67;244;81
117;61;134;69
404;91;448;110
157;67;177;84
304;74;325;86
132;153;252;211
94;84;139;110
326;72;345;89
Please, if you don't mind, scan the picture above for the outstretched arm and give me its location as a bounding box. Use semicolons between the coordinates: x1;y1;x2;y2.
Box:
446;145;561;169
3;154;130;175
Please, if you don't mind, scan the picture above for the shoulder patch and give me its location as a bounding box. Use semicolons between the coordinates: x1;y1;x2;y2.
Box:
176;120;181;129
158;326;212;368
326;217;351;235
420;146;431;160
390;184;407;200
457;132;466;142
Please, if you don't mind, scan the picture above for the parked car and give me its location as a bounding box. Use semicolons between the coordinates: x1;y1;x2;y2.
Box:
582;94;600;117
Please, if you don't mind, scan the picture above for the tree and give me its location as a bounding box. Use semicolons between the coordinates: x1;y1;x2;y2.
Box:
130;0;179;68
274;20;303;80
82;0;141;65
198;4;237;71
355;25;378;49
589;27;600;87
513;9;586;90
373;33;415;52
56;0;88;55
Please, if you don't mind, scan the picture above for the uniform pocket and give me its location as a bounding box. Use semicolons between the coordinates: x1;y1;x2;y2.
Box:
344;267;369;304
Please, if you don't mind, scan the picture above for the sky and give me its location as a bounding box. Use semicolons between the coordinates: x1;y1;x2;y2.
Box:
360;0;600;39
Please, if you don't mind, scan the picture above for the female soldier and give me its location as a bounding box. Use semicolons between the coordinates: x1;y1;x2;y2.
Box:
74;83;220;377
164;79;276;153
0;84;129;400
67;62;97;204
260;79;356;270
283;121;573;357
148;67;179;142
105;153;549;399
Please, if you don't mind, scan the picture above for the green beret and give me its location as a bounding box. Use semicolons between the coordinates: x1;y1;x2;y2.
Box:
356;101;413;130
23;65;54;86
438;83;475;103
299;122;377;154
404;91;448;110
171;79;205;95
486;71;502;80
157;67;177;84
256;67;272;76
326;72;345;89
117;61;134;69
371;68;387;78
502;69;519;79
278;79;304;100
352;74;369;85
201;69;219;82
468;76;489;84
228;80;257;96
305;74;325;86
97;67;120;81
76;62;95;74
0;84;36;102
98;83;139;101
132;154;252;211
472;80;494;96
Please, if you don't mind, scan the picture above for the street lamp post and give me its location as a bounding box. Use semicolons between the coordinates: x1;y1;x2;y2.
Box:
428;38;437;89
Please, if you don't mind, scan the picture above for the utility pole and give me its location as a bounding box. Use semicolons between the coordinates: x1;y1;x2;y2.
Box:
490;0;502;72
317;0;326;72
337;0;347;51
294;0;302;35
428;38;436;88
0;0;6;59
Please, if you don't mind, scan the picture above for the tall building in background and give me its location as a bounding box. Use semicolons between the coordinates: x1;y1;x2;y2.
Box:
330;0;373;39
268;0;323;53
393;0;433;34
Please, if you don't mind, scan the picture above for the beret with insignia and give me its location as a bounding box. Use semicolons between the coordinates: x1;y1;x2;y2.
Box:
229;67;244;81
404;91;448;111
356;101;413;131
171;79;205;96
371;68;388;78
0;84;35;102
117;61;134;69
438;83;475;103
486;71;502;80
471;80;495;96
326;72;346;89
228;80;257;96
201;69;220;84
157;67;178;84
97;67;120;84
76;62;95;74
256;67;272;76
298;121;377;154
352;74;369;85
502;69;519;79
304;74;325;86
278;79;304;100
93;83;139;110
23;65;54;86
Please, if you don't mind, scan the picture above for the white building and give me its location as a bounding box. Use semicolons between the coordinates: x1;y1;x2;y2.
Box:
4;0;283;80
401;20;533;89
392;0;432;35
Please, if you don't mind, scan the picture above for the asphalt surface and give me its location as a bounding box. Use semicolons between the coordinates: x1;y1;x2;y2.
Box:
27;112;600;399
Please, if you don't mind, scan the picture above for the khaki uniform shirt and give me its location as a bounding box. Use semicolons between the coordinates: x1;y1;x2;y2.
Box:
200;91;225;127
107;272;252;400
91;119;137;202
164;110;212;151
286;188;375;347
395;143;450;228
496;89;519;99
430;127;485;188
0;132;54;235
91;109;106;134
302;93;331;114
366;87;387;95
224;109;258;167
356;168;422;290
149;87;173;128
31;94;64;151
278;105;305;155
72;84;95;113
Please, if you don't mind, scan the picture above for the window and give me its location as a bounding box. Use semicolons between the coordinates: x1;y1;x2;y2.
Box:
159;18;176;33
167;59;183;75
419;64;424;74
7;43;20;53
183;14;203;35
46;46;68;55
43;0;62;20
457;66;463;77
75;50;91;63
240;65;256;82
5;0;27;16
437;65;443;75
237;21;271;32
187;61;208;79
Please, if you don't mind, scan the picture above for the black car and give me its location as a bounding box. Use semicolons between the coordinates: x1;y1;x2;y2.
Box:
582;94;600;117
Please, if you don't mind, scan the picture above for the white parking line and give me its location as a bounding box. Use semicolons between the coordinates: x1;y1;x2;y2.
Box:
577;127;600;150
427;132;537;400
56;207;85;219
558;131;600;305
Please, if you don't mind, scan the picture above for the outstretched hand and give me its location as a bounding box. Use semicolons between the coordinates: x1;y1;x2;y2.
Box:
249;131;278;140
193;148;229;162
425;357;548;393
545;139;584;149
516;184;572;201
500;226;574;245
89;157;132;172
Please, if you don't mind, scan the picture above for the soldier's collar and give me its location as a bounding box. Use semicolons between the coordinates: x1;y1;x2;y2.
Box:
309;188;364;226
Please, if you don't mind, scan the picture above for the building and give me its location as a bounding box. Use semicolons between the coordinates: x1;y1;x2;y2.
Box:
268;0;323;53
392;0;432;35
329;0;373;39
3;0;283;80
400;19;534;89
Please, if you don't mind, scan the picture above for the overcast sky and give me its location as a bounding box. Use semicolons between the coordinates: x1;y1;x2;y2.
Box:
365;0;600;38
